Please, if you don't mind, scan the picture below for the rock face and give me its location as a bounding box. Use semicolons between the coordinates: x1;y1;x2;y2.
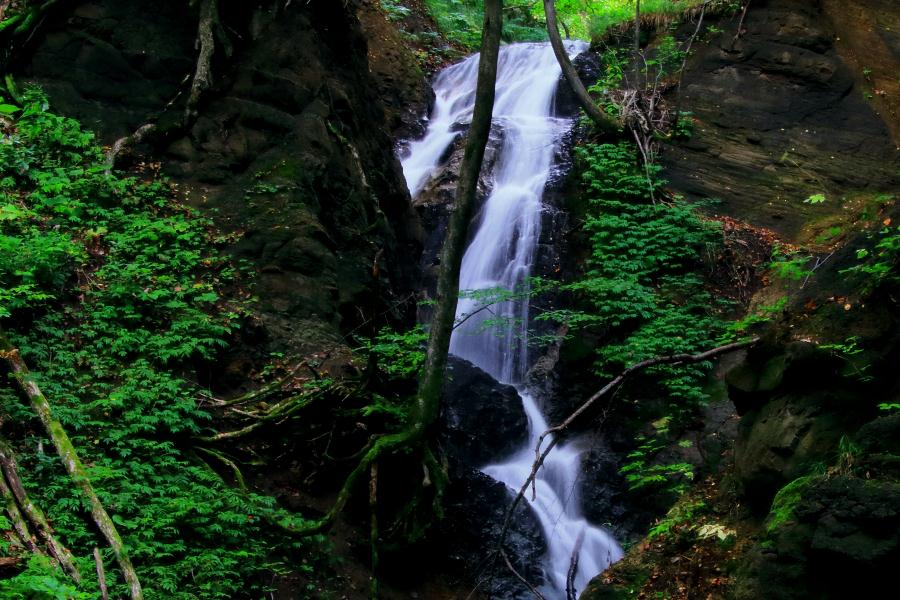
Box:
726;341;867;507
20;0;424;355
663;0;900;239
733;474;900;600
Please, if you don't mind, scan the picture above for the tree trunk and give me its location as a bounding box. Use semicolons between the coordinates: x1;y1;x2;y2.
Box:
0;331;144;600
411;0;503;436
634;0;641;57
543;0;619;133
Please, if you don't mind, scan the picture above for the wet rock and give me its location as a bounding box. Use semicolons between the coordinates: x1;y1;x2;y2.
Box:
438;357;546;598
553;50;604;118
442;470;548;600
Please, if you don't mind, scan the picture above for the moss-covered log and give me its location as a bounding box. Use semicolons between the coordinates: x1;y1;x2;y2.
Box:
0;331;144;600
0;437;81;583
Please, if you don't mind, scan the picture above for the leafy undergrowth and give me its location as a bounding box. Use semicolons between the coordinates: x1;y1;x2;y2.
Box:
584;473;758;600
0;90;331;598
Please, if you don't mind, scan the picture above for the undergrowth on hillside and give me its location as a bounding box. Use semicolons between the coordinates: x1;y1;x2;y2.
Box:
539;141;728;497
0;90;326;598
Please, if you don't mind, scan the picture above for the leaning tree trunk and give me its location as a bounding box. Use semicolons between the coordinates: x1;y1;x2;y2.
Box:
543;0;619;133
0;331;144;600
411;0;503;436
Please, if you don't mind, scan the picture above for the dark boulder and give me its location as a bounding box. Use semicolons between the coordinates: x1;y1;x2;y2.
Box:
440;356;527;469
438;357;547;598
553;49;603;118
442;470;548;600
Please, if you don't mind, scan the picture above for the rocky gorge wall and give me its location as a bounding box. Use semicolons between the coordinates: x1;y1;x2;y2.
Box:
585;0;900;597
18;0;426;364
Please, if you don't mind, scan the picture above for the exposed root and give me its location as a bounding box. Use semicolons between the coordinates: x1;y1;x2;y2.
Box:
184;0;220;126
194;446;247;491
105;123;156;171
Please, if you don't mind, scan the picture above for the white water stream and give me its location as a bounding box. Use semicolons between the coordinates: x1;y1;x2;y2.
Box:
401;42;623;598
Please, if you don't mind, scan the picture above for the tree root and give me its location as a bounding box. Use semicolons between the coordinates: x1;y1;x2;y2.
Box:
184;0;220;126
1;330;144;600
196;383;339;442
104;123;156;171
194;446;247;490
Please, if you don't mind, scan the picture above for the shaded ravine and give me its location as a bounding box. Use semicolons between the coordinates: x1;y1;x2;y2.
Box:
401;42;623;597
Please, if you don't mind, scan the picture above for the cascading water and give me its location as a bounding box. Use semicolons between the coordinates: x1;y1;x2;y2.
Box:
401;42;623;598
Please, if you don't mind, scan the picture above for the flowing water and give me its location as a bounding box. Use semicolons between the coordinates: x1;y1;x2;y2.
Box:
400;42;623;598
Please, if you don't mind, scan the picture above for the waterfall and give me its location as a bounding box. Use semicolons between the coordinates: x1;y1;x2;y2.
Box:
400;42;623;598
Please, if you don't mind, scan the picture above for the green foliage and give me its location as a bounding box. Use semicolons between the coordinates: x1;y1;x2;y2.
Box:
674;111;694;139
423;0;545;47
843;211;900;292
380;0;412;21
0;555;90;600
648;499;706;539
804;193;827;205
535;141;728;497
769;246;813;283
360;325;427;379
0;90;323;598
621;435;694;495
548;143;724;406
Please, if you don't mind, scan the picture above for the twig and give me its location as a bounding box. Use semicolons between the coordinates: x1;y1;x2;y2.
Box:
501;550;546;600
801;250;835;290
670;1;709;130
94;547;109;600
731;1;753;48
566;529;585;600
495;338;759;574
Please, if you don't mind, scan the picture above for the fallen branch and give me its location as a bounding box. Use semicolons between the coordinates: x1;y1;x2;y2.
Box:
494;338;759;579
0;331;144;600
0;438;81;583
